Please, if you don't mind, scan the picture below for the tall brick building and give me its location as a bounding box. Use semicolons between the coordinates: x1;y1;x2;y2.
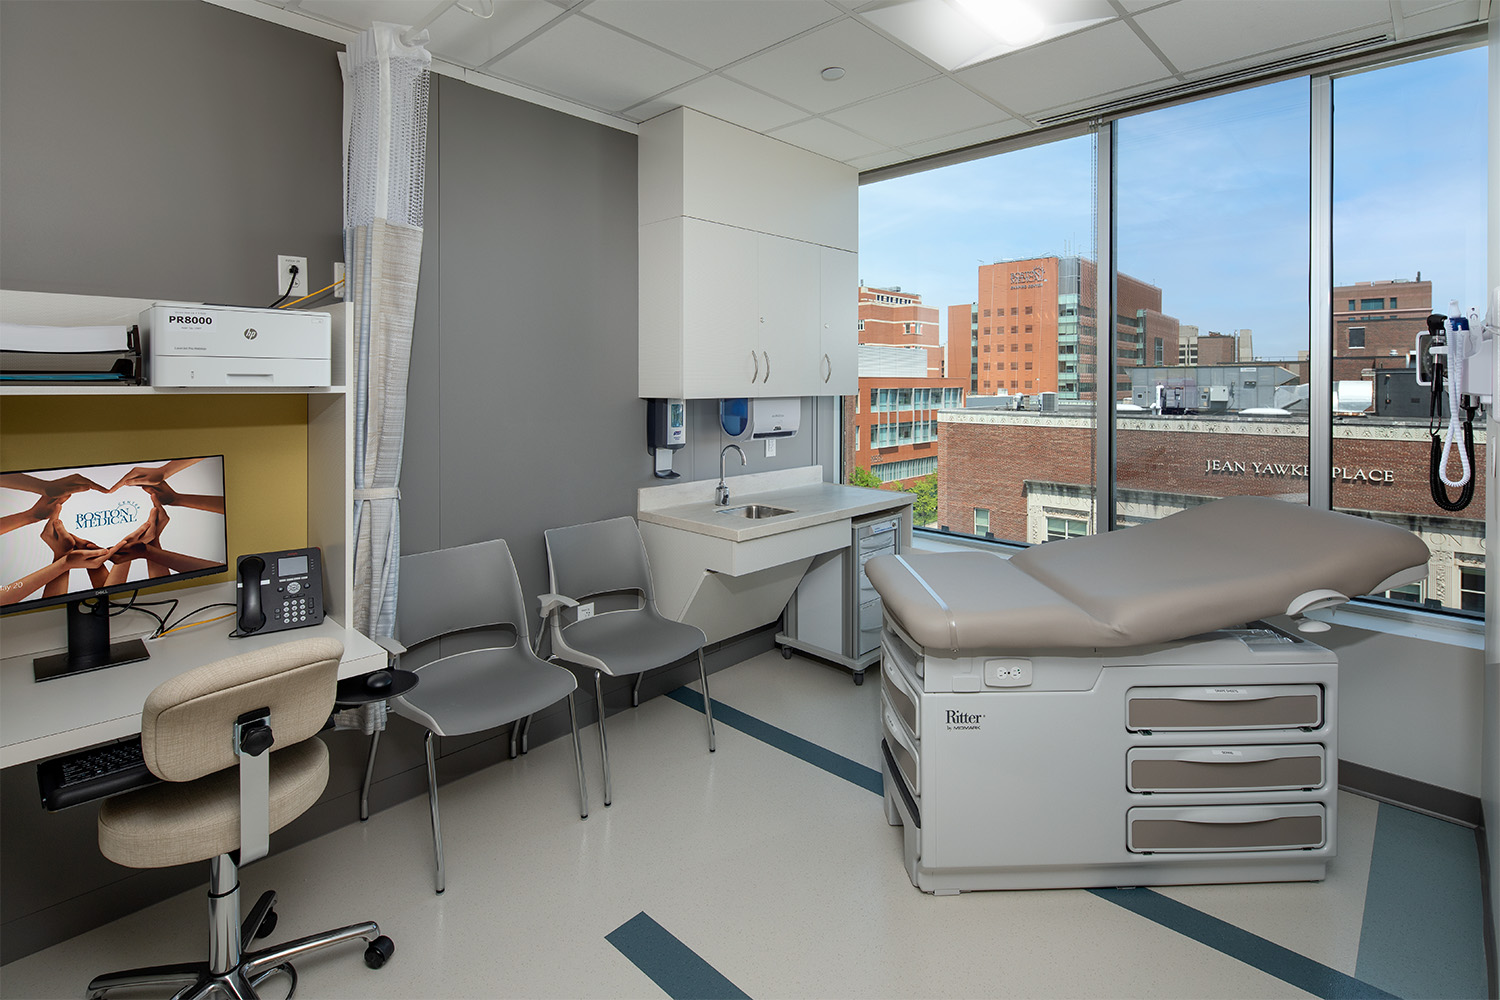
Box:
946;256;1181;401
935;408;1486;612
1333;276;1432;381
843;287;966;487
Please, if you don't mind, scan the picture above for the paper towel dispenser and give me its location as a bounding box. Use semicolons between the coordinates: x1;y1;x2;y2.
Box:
750;397;800;439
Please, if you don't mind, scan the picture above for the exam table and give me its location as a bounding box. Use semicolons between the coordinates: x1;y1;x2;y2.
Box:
864;497;1430;893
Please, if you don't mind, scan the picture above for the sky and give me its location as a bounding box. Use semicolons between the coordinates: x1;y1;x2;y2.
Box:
858;46;1489;360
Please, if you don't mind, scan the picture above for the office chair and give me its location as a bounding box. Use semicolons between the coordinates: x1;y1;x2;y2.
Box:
88;636;393;1000
542;516;716;807
362;538;588;894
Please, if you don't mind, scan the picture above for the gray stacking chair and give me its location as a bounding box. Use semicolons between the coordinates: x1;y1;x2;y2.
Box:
362;538;587;894
542;516;715;807
88;637;394;1000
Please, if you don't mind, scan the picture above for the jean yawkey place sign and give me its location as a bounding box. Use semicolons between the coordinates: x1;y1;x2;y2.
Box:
1204;459;1396;482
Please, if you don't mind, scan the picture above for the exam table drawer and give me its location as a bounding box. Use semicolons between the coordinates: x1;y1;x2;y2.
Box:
880;645;921;738
882;699;920;797
1127;803;1325;853
1127;745;1325;793
1126;684;1322;732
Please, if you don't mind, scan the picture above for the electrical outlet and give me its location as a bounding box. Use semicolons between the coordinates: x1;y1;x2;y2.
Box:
765;438;776;458
985;657;1032;687
276;255;308;300
333;262;346;300
576;603;595;621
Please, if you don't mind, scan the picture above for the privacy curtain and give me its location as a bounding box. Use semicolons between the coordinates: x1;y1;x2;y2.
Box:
342;24;430;638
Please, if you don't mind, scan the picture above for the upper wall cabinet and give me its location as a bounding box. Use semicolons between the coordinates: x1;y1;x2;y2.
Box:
639;109;858;399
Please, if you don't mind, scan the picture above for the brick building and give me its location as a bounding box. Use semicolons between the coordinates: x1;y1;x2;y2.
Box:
935;408;1486;611
843;287;966;488
1197;332;1240;365
947;256;1180;401
1332;276;1432;382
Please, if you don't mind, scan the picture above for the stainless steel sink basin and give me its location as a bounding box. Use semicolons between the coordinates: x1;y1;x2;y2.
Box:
716;504;795;519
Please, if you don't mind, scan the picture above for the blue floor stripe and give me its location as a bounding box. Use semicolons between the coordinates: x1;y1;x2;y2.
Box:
1355;803;1487;999
606;911;751;1000
666;686;883;794
1091;888;1398;1000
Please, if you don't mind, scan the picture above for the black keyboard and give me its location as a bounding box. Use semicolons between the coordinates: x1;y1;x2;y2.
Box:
37;736;159;811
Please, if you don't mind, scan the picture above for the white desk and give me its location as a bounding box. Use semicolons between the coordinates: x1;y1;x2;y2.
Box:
0;618;385;768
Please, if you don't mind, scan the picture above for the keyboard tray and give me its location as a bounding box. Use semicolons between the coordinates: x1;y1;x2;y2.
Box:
37;736;160;811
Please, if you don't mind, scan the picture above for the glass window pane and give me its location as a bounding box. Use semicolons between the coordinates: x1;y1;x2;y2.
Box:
1332;48;1488;617
1115;79;1310;526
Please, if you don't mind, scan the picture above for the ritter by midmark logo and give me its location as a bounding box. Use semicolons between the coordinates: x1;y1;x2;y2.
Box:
945;709;984;731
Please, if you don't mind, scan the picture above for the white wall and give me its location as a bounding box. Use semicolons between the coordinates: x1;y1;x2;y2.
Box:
1484;0;1499;979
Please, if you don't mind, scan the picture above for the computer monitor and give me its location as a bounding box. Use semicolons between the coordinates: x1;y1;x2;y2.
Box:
1;455;228;681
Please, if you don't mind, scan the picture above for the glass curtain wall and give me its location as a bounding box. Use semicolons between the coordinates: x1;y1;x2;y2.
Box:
1114;80;1311;527
1331;48;1489;615
857;136;1098;543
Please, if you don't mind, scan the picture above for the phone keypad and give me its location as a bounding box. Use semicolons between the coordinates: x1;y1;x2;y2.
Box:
276;597;313;624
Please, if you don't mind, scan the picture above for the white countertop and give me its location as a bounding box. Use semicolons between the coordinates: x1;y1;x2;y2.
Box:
638;465;913;542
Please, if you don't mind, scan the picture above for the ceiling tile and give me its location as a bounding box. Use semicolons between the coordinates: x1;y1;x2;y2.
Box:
723;18;939;114
1397;0;1484;38
583;1;843;70
956;20;1169;117
826;78;1007;146
630;75;810;133
768;117;890;160
423;2;568;66
848;149;915;171
1132;0;1391;74
488;16;704;111
291;0;443;31
898;118;1029;157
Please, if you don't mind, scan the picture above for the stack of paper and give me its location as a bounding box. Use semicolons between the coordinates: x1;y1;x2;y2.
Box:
0;323;143;383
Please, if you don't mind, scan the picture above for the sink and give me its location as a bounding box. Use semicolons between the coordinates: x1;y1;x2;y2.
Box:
716;504;795;519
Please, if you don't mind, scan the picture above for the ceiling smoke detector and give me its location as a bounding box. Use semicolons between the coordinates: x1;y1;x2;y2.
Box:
820;66;846;81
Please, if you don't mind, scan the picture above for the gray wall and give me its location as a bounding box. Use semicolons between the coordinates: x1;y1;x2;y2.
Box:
0;0;832;963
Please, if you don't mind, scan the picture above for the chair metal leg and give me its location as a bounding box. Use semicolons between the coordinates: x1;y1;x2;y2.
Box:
519;713;533;754
239;890;277;946
509;722;520;760
360;729;381;821
698;649;717;753
567;692;588;819
87;962;206;998
241;919;381;978
593;671;612;807
631;674;642;708
425;731;445;894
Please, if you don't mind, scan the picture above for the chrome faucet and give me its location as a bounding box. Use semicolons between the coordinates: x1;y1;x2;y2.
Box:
716;444;746;505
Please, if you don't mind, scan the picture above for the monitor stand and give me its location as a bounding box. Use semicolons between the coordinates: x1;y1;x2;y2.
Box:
33;596;149;682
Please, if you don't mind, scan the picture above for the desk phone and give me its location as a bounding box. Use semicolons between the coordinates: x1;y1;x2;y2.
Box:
235;548;325;636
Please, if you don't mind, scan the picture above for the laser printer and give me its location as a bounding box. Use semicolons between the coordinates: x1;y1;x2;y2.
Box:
140;302;332;387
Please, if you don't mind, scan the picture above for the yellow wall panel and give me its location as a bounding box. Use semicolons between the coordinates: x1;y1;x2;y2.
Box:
1;394;309;590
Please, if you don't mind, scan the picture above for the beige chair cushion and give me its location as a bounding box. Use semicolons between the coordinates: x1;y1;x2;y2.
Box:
98;739;329;869
142;637;343;782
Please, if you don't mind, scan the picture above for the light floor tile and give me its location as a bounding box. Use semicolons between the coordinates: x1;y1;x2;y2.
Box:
0;652;1487;1000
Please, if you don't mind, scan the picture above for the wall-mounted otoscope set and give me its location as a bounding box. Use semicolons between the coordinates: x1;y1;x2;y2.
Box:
1417;293;1496;511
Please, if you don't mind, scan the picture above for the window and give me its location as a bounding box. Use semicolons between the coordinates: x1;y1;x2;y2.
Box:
872;457;938;481
1010;325;1018;334
984;343;992;351
1024;306;1033;315
1332;48;1487;615
1117;77;1311;521
1347;299;1356;310
1046;516;1088;541
984;309;992;316
1010;343;1018;352
1024;362;1033;370
1010;307;1018;315
974;508;990;535
1025;343;1034;351
1460;567;1484;612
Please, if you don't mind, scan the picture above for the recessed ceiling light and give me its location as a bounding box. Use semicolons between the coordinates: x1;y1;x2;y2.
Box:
953;0;1045;46
820;66;846;81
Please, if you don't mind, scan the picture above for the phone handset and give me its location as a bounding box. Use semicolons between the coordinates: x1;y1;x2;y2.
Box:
237;555;267;634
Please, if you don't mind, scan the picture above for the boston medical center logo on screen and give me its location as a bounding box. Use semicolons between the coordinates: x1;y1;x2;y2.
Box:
73;497;143;532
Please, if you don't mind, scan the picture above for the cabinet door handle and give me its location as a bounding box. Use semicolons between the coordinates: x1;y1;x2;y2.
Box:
822;353;831;383
762;351;770;382
750;350;760;383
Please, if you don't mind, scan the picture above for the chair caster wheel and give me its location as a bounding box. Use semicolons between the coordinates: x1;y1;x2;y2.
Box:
255;909;278;939
780;646;793;659
853;671;865;686
365;935;395;969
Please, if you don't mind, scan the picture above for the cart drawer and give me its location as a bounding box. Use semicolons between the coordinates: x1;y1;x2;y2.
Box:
1127;684;1322;732
1128;745;1325;793
882;698;919;797
1128;804;1325;853
881;649;921;738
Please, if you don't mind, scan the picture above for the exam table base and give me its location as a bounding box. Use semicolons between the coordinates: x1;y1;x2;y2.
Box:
878;619;1337;894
